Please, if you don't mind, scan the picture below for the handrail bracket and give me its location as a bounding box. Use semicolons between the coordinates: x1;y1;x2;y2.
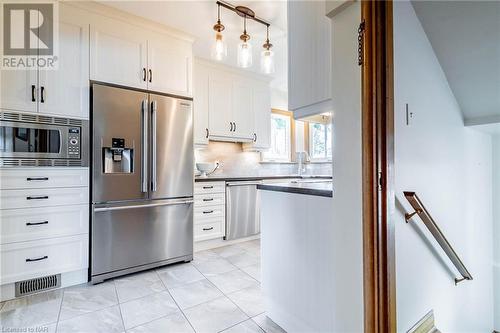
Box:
405;209;422;223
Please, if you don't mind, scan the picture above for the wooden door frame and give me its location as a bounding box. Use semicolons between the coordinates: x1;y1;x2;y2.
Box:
361;1;397;332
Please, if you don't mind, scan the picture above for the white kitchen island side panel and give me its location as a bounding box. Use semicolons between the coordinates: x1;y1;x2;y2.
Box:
260;190;335;333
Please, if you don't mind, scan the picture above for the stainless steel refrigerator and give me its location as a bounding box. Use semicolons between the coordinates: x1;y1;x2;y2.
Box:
90;83;193;283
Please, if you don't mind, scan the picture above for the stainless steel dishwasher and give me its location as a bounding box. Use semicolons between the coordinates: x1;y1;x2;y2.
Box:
225;180;262;240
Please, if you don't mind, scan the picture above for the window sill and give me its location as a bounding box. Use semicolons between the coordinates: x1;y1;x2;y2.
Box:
309;161;332;164
260;161;297;165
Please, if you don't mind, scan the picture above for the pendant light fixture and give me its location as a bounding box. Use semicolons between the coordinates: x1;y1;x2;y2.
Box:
211;3;227;61
237;15;252;68
213;1;273;71
260;25;274;74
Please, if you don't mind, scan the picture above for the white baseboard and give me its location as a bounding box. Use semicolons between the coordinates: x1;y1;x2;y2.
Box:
194;235;260;252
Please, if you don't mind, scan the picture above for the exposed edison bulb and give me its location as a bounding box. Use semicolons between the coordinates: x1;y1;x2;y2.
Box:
211;32;227;61
260;49;275;74
237;41;253;68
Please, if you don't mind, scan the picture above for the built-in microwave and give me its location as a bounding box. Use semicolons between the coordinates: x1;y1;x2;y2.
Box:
0;111;88;167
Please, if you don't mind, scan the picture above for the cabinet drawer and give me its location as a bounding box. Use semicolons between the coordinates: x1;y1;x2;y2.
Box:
194;182;225;194
194;221;224;242
0;187;88;210
194;193;225;207
194;205;224;223
0;205;89;244
0;234;89;285
0;168;89;190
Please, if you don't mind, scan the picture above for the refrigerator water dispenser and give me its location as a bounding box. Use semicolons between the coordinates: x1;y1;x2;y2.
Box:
102;138;133;173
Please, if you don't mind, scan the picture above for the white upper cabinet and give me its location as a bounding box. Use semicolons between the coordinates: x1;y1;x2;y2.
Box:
39;5;89;118
90;17;192;96
0;70;37;114
90;17;148;90
208;73;233;139
194;59;271;147
251;85;271;149
288;0;332;118
148;33;192;96
0;3;88;118
193;61;209;146
232;80;254;140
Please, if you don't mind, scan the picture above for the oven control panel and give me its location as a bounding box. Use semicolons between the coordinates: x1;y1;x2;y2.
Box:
67;128;81;158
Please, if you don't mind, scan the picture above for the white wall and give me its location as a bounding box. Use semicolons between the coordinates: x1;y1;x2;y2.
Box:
494;136;500;330
328;2;364;331
394;2;494;331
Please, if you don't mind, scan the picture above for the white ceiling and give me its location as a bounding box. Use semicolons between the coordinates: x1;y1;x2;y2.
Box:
412;0;500;124
98;0;288;92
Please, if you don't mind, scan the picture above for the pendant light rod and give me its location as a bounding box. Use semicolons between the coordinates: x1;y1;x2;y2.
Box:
216;1;271;27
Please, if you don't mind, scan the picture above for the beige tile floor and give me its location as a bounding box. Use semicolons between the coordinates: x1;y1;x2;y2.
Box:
0;239;287;333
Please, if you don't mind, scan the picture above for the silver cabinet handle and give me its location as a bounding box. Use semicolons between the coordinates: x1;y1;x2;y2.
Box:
141;100;148;193
151;100;157;192
26;255;48;262
94;199;194;212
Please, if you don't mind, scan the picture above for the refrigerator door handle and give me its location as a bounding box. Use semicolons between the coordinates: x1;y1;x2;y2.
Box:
151;100;158;192
141;100;148;193
94;199;194;212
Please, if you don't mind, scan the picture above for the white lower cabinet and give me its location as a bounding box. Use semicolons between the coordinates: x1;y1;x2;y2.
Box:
0;167;89;299
194;221;224;242
0;168;89;190
194;181;225;242
0;187;88;210
0;234;89;285
0;205;88;244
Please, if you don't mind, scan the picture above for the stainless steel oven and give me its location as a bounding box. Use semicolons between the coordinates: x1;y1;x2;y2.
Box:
0;111;88;167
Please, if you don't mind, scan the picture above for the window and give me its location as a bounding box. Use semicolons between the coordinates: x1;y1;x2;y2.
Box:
309;122;332;161
262;110;294;162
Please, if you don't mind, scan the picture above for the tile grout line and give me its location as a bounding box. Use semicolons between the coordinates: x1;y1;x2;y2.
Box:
154;268;198;333
191;251;259;330
112;279;127;332
54;287;66;332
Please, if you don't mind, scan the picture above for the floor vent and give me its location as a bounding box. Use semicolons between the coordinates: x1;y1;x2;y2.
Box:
15;274;61;297
408;310;440;333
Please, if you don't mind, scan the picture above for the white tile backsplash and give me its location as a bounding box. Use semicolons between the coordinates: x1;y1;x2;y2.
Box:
195;142;332;177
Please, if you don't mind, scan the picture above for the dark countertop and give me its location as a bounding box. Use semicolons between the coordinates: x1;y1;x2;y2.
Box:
257;181;333;198
194;174;332;182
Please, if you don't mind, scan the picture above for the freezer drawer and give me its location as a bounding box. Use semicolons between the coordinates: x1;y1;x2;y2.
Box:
91;199;193;280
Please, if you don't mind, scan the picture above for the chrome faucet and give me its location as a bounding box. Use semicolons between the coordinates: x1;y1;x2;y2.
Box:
296;151;310;176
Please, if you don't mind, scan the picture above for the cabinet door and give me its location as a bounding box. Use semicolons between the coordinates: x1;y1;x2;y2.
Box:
252;85;271;149
90;17;147;90
0;69;38;113
148;35;192;96
208;73;233;138
39;7;89;119
232;80;254;140
193;62;209;146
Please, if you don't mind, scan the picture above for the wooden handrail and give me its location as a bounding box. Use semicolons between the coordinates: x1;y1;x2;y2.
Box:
403;191;473;285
